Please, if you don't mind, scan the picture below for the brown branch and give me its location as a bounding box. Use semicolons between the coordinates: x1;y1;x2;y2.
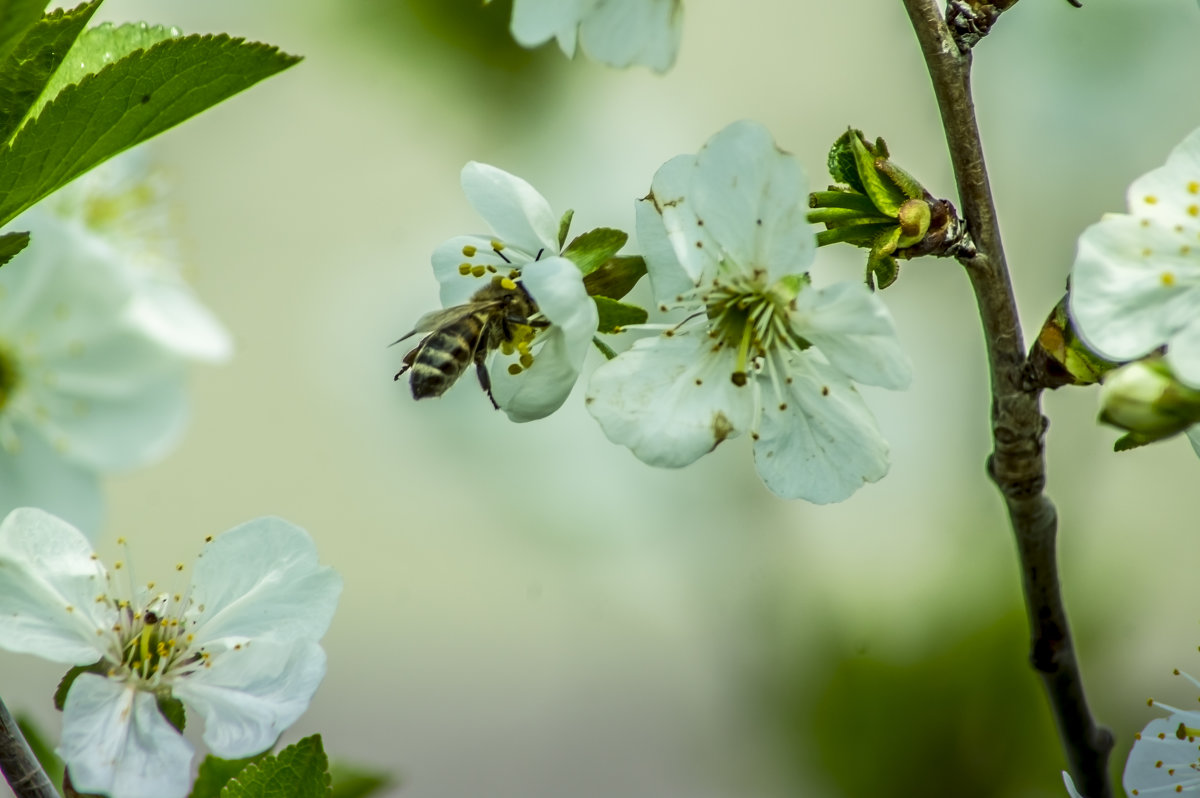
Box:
900;1;1114;796
0;698;59;798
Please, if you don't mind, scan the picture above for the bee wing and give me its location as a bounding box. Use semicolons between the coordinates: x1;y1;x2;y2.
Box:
390;300;507;346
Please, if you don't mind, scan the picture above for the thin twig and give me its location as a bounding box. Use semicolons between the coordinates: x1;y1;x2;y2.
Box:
0;697;59;798
899;1;1114;796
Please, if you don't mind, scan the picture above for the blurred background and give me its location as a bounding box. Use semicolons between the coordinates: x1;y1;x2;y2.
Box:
4;1;1200;796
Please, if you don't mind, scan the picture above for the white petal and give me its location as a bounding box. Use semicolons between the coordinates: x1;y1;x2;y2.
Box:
1061;772;1087;798
186;517;342;647
753;354;890;503
491;257;597;422
60;675;195;798
586;330;755;467
1125;126;1200;231
690;120;814;283
510;0;589;52
1187;423;1200;457
642;153;722;294
1122;715;1200;796
461;162;559;256
174;640;327;759
635;187;701;307
577;0;682;73
431;235;518;307
1069;213;1200;361
1168;319;1200;388
124;280;232;363
0;508;114;663
787;281;912;389
0;427;104;536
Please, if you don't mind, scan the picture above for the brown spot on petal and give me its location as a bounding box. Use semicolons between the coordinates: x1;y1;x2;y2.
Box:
712;412;735;448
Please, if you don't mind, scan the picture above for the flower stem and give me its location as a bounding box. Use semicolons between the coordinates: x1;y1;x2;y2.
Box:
0;697;59;798
900;1;1115;795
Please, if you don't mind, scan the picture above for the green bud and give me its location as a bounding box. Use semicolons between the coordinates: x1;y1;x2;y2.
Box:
1099;358;1200;449
1027;295;1119;389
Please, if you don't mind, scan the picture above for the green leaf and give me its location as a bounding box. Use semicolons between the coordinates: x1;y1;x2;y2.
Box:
867;251;899;290
0;0;51;71
0;34;302;227
157;694;186;734
562;227;627;275
0;1;102;143
190;753;269;798
0;230;29;267
591;336;618;360
850;130;905;217
593;296;648;333
221;735;330;798
53;661;103;710
581;255;646;300
328;763;395;798
556;208;573;251
827;131;865;194
16;714;64;789
31;21;181;124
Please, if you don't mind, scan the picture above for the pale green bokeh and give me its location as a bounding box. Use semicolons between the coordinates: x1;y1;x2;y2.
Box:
3;2;1200;796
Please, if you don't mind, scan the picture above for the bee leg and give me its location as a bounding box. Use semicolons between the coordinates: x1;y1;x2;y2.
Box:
475;360;499;410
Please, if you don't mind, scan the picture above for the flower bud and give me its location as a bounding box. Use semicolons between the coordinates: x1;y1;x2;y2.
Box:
1098;359;1200;448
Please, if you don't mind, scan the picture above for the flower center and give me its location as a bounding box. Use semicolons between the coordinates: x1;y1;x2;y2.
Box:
0;344;21;412
704;273;800;386
113;593;198;687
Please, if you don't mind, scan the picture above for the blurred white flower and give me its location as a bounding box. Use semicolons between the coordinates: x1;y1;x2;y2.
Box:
1123;670;1200;796
420;162;597;422
46;154;232;363
500;0;682;73
0;507;342;798
1069;125;1200;388
586;121;911;503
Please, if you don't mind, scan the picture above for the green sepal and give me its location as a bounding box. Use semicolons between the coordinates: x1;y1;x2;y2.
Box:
157;694;186;734
849;130;906;217
1027;295;1119;389
581;255;646;300
0;34;302;227
556;208;574;250
867;228;901;289
32;21;182;124
806;206;892;226
816;221;894;249
328;763;396;798
0;230;30;267
189;753;269;798
876;158;926;201
0;1;102;143
808;189;881;215
16;714;64;789
562;227;627;275
220;735;331;798
1113;432;1155;453
593;295;648;333
895;198;931;247
591;336;618;360
53;661;104;710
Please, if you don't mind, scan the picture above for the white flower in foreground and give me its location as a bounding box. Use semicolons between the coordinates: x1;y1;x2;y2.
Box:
1123;670;1200;796
0;508;342;798
502;0;682;73
1069;125;1200;388
0;207;194;532
586;121;911;503
425;161;597;422
46;153;232;363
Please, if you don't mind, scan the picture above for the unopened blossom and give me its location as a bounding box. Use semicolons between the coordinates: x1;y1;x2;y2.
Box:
586;121;911;503
1070;125;1200;389
424;161;597;422
0;508;342;798
1123;670;1200;796
498;0;682;73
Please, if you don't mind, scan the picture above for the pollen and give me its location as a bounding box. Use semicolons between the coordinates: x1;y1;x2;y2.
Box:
462;245;477;257
500;277;517;291
1162;272;1176;286
458;263;472;275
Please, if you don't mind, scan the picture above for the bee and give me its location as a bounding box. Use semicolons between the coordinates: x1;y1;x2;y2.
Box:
393;275;546;408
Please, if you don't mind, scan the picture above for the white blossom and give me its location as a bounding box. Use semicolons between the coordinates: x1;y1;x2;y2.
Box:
501;0;682;73
586;121;911;503
0;508;341;798
1070;125;1200;389
1123;670;1200;796
425;162;597;422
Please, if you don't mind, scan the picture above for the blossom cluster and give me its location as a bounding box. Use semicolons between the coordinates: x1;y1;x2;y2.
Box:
398;121;912;503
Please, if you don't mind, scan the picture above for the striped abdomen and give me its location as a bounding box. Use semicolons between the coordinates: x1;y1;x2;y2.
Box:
407;314;490;400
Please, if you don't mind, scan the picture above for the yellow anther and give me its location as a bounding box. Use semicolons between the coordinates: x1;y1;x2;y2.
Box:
507;363;522;375
500;277;517;291
491;240;505;251
1189;182;1200;195
117;537;126;544
65;605;74;613
1162;272;1176;286
1146;195;1159;205
471;265;486;278
1190;205;1200;217
114;562;123;570
204;536;213;543
175;563;184;571
1142;248;1153;257
516;340;531;354
486;264;497;273
462;245;477;257
499;342;515;356
458;263;472;276
519;353;534;368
